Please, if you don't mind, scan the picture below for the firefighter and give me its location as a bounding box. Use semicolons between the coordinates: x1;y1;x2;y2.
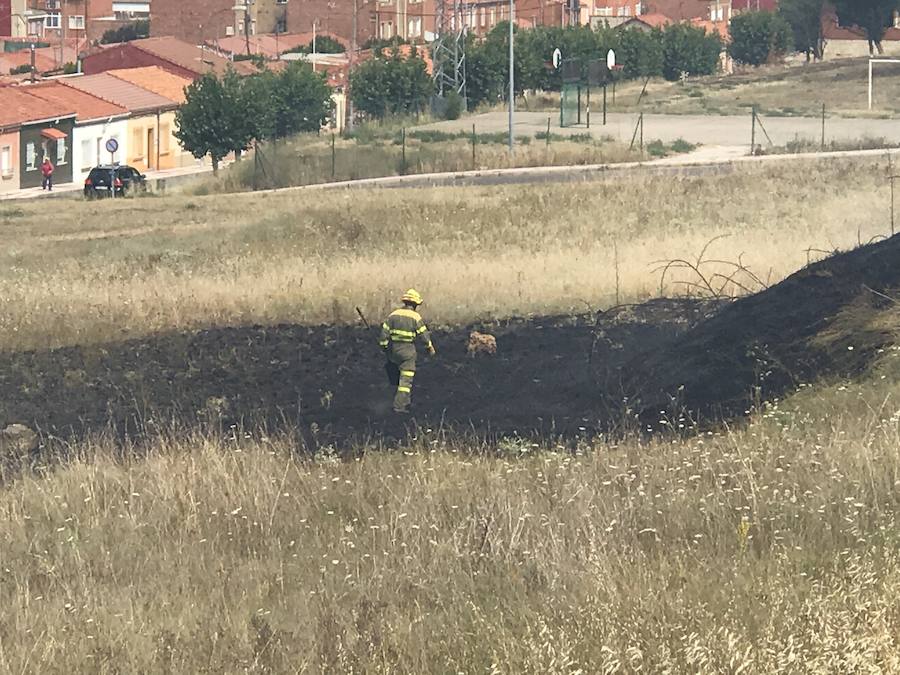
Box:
379;289;436;414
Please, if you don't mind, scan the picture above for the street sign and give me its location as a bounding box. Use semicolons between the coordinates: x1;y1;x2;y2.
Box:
105;137;119;154
607;49;616;70
552;48;562;69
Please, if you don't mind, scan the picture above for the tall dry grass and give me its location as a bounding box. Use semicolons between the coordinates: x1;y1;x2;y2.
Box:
0;157;891;351
193;133;645;195
1;351;900;672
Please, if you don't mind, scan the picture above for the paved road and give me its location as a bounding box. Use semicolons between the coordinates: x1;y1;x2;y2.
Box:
417;111;900;148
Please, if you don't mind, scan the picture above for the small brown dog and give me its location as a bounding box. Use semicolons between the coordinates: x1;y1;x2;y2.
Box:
467;331;497;357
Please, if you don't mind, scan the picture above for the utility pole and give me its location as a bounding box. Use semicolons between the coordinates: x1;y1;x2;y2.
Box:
508;0;514;152
244;3;251;57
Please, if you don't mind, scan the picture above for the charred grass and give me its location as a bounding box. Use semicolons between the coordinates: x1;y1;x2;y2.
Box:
1;356;900;672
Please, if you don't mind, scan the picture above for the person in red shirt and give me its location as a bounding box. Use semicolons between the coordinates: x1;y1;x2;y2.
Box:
41;157;54;191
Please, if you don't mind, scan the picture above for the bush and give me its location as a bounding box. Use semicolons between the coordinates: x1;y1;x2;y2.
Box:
350;49;433;119
443;91;464;120
100;19;149;44
308;36;345;53
729;11;793;66
662;23;722;80
9;64;32;75
619;27;664;79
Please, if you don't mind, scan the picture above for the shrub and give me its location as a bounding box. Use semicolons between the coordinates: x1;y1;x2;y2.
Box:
100;19;149;44
443;91;464;120
662;24;722;81
729;11;793;66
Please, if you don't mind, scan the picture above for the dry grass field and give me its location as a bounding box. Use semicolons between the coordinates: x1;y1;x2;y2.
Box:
520;58;900;118
0;155;893;352
193;131;660;194
1;155;899;672
1;359;899;672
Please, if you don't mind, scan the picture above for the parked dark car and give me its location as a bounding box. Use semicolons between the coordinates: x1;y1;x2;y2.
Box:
83;164;147;198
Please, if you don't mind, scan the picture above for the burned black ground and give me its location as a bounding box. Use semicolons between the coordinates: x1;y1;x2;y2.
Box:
0;235;898;448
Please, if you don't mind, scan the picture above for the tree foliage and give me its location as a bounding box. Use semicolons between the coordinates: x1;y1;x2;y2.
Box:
662;24;722;80
308;35;346;53
778;0;827;61
174;70;255;173
100;19;150;45
349;49;433;118
460;22;720;108
833;0;900;53
176;64;333;171
728;11;793;65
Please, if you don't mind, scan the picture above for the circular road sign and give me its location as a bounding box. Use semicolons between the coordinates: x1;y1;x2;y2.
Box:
105;137;119;154
607;49;616;70
552;48;562;69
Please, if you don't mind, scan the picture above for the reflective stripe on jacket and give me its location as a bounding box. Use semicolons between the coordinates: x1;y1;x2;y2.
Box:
379;307;432;351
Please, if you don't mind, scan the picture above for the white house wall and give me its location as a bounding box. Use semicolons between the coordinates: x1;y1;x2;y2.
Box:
72;119;129;182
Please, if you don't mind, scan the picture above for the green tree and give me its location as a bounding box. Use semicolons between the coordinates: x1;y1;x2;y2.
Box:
100;19;150;44
350;49;433;118
307;35;345;53
662;23;722;80
266;63;334;139
778;0;827;61
728;11;792;66
618;27;664;79
174;70;255;174
833;0;900;54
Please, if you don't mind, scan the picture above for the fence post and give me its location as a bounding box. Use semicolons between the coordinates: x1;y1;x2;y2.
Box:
331;133;336;178
546;116;551;148
603;84;607;126
472;124;476;170
821;103;826;152
750;105;756;155
401;127;407;175
639;112;643;152
587;85;591;129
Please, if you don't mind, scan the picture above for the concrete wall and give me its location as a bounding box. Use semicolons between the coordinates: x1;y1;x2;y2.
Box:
0;129;20;194
825;39;900;60
72;118;128;182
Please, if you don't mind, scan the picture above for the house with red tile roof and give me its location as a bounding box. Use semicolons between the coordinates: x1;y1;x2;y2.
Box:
0;86;76;191
821;6;900;58
82;36;259;80
22;81;130;181
62;73;193;172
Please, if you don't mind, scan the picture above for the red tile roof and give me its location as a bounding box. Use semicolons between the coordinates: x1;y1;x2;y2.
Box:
19;81;128;122
635;12;674;27
106;66;192;104
0;85;75;130
62;73;178;113
126;36;258;76
211;31;349;59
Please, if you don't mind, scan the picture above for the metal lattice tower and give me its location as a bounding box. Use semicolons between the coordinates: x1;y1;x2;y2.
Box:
432;0;467;99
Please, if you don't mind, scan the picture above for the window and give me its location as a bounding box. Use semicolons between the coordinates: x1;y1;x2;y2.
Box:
380;21;393;39
56;137;66;165
276;0;287;4
26;142;36;171
81;138;92;169
68;14;85;29
489;7;496;25
480;7;485;26
160;124;171;154
408;16;422;38
132;128;143;160
44;11;61;28
0;146;11;177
